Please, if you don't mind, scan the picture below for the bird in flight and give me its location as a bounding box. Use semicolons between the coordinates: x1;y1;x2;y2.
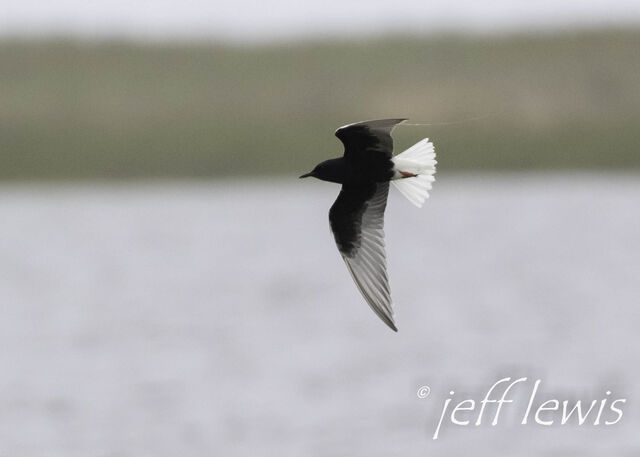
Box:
299;119;436;331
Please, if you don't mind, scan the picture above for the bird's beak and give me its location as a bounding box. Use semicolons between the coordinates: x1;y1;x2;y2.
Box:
299;172;313;179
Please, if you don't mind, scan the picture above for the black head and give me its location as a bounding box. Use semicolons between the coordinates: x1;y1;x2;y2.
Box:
299;158;345;184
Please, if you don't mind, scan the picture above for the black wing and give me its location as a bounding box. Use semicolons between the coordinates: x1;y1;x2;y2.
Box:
335;118;407;160
329;182;396;331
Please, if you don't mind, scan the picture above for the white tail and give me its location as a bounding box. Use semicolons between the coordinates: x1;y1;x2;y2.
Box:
391;138;437;208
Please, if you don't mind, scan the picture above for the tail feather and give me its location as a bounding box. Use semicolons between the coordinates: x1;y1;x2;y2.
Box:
391;139;437;208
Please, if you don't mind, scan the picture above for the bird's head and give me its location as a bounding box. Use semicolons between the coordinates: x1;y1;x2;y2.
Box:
299;162;323;179
299;159;344;184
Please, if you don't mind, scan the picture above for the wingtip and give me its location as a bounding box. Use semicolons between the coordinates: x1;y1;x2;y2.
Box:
382;315;398;332
335;118;409;134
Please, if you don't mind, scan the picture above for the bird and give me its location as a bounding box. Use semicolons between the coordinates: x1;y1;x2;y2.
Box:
299;119;437;331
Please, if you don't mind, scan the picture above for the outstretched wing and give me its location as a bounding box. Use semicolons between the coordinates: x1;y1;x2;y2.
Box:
329;181;396;331
335;118;407;160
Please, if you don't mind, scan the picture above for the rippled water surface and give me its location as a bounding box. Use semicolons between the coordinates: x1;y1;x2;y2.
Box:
0;174;638;456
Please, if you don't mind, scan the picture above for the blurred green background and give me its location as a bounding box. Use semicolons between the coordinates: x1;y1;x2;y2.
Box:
1;29;639;180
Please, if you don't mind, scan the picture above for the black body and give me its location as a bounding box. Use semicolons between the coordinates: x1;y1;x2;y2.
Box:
300;119;405;256
300;118;407;331
300;123;397;186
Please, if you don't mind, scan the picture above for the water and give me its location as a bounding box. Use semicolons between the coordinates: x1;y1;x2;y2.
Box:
0;174;638;456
